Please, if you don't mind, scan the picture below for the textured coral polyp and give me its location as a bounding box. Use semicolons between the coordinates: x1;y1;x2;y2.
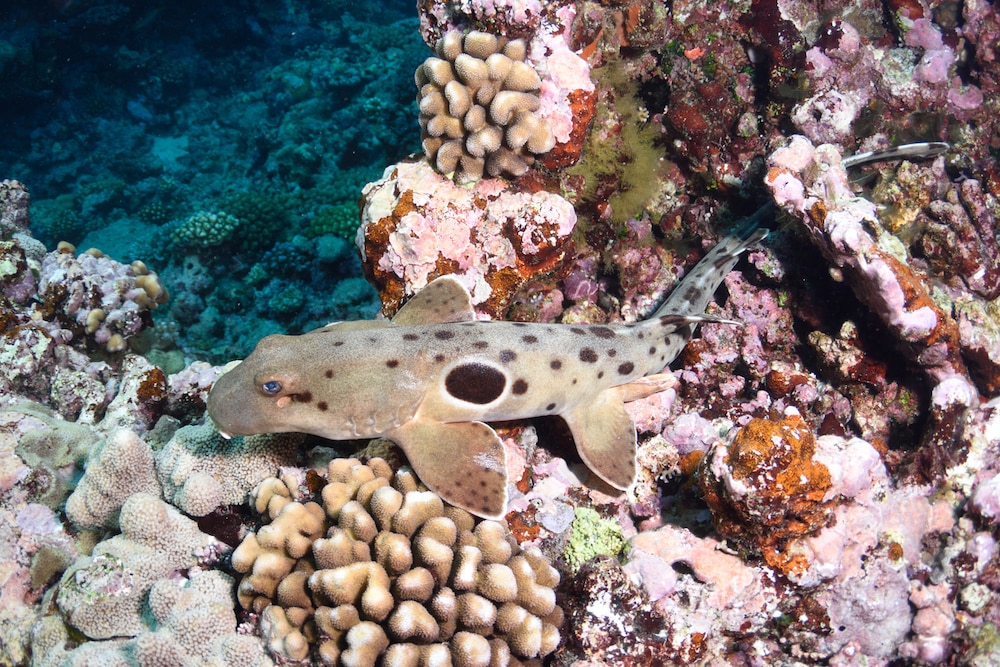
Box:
698;410;835;575
233;457;562;666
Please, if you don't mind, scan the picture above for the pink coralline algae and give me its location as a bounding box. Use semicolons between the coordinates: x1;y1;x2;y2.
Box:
767;141;963;367
359;158;577;317
793;16;984;148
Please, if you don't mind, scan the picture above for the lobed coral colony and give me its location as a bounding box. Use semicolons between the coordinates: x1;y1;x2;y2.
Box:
0;0;999;665
417;30;555;183
234;458;561;666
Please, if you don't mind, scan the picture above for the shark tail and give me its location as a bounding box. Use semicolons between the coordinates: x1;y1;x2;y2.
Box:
653;210;770;320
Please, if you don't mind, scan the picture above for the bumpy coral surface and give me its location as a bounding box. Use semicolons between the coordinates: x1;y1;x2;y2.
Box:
233;457;562;666
418;30;555;182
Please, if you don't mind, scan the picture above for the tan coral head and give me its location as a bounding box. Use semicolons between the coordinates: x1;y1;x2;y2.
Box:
416;30;555;184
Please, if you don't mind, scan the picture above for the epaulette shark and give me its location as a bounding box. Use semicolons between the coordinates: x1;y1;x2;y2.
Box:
208;224;765;519
207;141;947;519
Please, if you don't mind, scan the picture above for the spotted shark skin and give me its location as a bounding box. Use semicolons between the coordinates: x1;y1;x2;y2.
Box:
207;225;768;519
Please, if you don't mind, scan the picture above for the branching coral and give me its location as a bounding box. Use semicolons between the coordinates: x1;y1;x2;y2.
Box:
417;30;555;183
233;457;562;666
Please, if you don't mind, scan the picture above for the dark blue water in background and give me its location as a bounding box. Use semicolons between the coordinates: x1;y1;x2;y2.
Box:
0;0;425;363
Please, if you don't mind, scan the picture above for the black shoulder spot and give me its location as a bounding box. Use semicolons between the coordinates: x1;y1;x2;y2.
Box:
445;363;506;404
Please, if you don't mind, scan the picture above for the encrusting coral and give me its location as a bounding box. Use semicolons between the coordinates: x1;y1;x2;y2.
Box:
417;30;555;183
233;457;562;666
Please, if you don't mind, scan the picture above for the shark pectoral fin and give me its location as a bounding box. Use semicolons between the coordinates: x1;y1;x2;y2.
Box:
391;275;477;325
561;389;637;491
617;372;678;402
388;419;508;520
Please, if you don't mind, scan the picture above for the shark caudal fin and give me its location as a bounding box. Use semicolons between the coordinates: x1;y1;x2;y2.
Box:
654;213;770;320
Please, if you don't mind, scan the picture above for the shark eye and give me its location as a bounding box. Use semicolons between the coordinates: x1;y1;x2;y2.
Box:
260;380;283;396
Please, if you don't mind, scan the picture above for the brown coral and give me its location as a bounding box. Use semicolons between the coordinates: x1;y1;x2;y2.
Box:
417;30;555;183
697;410;835;576
233;457;562;666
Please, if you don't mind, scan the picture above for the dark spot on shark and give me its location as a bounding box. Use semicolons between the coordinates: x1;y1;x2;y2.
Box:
579;348;598;363
445;363;506;404
593;327;615;339
325;370;334;379
434;354;446;363
334;341;345;347
597;371;604;379
403;333;419;341
386;359;399;368
649;346;657;355
435;330;455;340
522;335;538;344
570;328;586;335
546;402;556;411
473;341;489;349
550;360;562;370
513;322;527;327
318;401;328;411
512;379;528;394
607;349;617;357
293;392;312;403
499;350;517;363
618;362;635;375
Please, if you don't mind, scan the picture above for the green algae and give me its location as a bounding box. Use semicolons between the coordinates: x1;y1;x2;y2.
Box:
563;507;629;572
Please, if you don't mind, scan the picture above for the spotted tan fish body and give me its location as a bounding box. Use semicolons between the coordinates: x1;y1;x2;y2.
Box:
207;225;768;518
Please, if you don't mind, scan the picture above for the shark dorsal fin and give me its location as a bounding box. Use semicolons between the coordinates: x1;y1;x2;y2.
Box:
392;275;477;326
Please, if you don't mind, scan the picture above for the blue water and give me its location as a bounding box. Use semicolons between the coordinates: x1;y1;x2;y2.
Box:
0;0;425;363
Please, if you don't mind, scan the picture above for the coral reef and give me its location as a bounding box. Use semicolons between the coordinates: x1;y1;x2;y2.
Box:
56;492;224;639
698;409;836;575
233;457;562;665
1;0;1000;664
417;30;556;182
156;422;305;517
